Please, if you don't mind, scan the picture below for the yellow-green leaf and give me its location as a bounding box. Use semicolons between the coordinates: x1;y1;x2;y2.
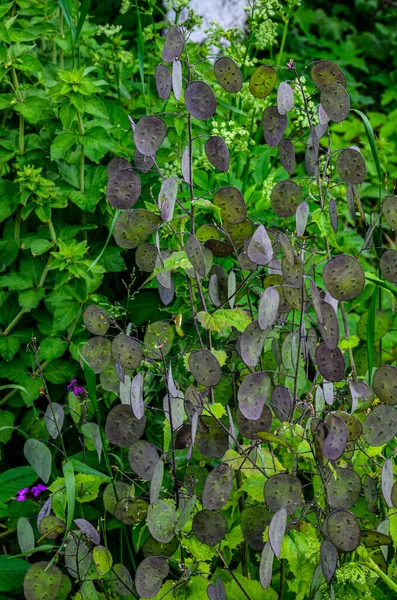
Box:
197;308;251;333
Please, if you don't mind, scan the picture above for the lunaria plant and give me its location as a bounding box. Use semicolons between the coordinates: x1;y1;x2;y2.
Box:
18;21;397;600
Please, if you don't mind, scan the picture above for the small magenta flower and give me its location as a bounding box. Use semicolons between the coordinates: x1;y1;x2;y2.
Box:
287;59;294;70
16;487;29;502
67;379;86;397
31;484;47;497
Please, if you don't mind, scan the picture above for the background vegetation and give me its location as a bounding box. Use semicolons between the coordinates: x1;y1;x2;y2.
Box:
1;0;397;599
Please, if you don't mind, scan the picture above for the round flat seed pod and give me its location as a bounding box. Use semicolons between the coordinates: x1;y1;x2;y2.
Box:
155;64;171;99
350;381;375;414
380;249;397;284
158;280;174;306
111;563;133;597
188;349;222;387
240;321;268;367
258;287;280;330
247;224;273;266
373;365;397;405
322;255;365;301
327;468;361;509
111;333;142;370
311;60;346;88
296;201;309;237
323;414;348;460
134;116;167;156
281;255;303;287
105;404;146;447
363;476;378;513
186;235;206;277
326;509;360;552
331;411;362;442
271;180;302;218
74;519;100;545
236;405;272;439
213;186;246;224
209;268;228;307
128;441;159;481
158;178;178;223
83;305;110;336
320;83;350;122
185;81;216;120
134;148;154;172
81;336;111;374
363;403;397;446
262;106;288;147
65;536;92;579
107;169;141;210
135;556;169;598
205;136;230;172
114;209;161;249
284;284;307;311
238;372;271;421
320;540;338;583
225;218;254;242
193;510;227;546
311;418;329;467
135;243;158;273
203;464;233;510
162;25;184;62
318;301;339;350
24;562;62;600
264;473;302;515
100;361;121;393
361;530;392;548
39;515;66;539
240;507;270;551
315;344;345;382
277;81;294;115
205;239;233;257
107;157;132;179
329;198;338;232
336;148;367;184
144;321;174;359
196;416;229;458
214;57;242;93
249;65;277;98
147;500;177;543
358;310;390;342
103;481;131;515
270;385;292;422
172;58;182;100
114;496;148;525
382;195;397;230
278;138;295;174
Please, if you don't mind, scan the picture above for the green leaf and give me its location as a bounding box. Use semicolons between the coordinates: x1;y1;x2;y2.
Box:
82;127;113;162
15;54;43;73
0;336;20;361
23;439;52;483
18;288;44;311
0;3;13;19
58;0;76;40
31;239;54;256
59;102;77;129
62;461;75;530
0;239;18;268
257;432;292;449
0;466;37;503
76;0;91;43
81;580;99;600
0;94;14;110
0;411;14;443
93;545;112;577
74;473;108;503
83;96;108;119
38;337;68;362
43;359;76;384
145;251;191;284
14;97;44;123
197;308;251;333
69;458;110;480
87;209;121;272
52;298;80;332
0;555;29;593
50;132;77;160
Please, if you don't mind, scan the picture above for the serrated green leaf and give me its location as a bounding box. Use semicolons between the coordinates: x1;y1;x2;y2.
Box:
197;308;251;333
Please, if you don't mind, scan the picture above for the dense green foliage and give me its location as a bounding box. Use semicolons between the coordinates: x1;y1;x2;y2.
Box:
1;1;397;599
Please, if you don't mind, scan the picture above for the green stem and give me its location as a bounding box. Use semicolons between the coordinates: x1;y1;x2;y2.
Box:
276;8;292;67
48;219;57;245
11;68;24;155
365;559;397;593
77;112;85;194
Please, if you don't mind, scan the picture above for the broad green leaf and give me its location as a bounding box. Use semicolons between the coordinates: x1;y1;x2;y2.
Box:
197;308;251;333
0;336;20;361
0;555;29;593
50;132;77;160
93;545;112;576
62;461;75;530
0;411;15;443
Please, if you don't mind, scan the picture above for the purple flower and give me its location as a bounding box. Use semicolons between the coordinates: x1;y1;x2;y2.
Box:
31;484;47;497
67;379;86;397
16;487;29;501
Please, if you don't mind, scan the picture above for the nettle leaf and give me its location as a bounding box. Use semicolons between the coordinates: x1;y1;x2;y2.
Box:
197;308;251;332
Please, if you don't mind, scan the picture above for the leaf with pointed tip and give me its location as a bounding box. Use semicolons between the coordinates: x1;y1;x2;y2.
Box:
17;517;34;556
